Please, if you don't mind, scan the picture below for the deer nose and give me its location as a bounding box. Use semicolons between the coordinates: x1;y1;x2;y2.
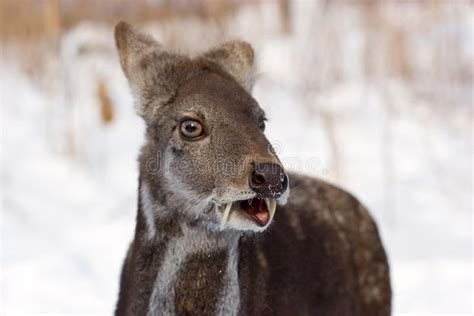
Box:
249;162;288;198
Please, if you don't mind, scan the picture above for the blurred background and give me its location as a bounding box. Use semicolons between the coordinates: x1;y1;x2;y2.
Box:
1;0;472;314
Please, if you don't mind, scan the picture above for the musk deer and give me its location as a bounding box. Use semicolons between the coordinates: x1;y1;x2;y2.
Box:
114;22;391;316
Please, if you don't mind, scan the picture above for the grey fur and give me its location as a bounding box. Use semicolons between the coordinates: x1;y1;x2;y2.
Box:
114;22;391;316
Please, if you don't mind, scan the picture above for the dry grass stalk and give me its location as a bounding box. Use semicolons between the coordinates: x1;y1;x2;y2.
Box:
97;78;114;125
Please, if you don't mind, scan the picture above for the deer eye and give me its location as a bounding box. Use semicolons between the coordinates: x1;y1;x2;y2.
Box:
180;120;204;139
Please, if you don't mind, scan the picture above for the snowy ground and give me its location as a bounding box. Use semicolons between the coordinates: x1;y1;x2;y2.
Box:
1;2;473;315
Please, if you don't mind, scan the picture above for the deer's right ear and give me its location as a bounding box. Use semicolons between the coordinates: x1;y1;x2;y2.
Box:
114;21;161;79
115;22;183;121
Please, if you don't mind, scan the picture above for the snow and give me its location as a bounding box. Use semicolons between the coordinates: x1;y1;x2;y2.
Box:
1;2;472;315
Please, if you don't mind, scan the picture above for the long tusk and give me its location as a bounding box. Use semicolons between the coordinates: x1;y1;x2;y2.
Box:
266;199;277;219
220;202;233;231
264;198;271;211
270;199;277;216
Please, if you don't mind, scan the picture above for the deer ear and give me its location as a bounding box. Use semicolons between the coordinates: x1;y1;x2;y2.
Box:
114;22;186;121
115;21;161;79
203;41;255;92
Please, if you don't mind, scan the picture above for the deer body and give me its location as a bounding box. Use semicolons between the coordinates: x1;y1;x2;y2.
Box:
113;22;391;316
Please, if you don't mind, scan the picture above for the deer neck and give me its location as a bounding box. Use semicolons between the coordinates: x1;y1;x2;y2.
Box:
136;181;242;315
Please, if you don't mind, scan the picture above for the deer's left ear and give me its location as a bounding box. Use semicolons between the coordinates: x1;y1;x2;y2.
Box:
203;41;255;92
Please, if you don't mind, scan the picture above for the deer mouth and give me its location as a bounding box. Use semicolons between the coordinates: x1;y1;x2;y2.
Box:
220;198;277;230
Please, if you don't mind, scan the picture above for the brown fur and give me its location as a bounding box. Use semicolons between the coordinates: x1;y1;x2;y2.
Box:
174;251;228;315
113;22;391;316
239;174;391;315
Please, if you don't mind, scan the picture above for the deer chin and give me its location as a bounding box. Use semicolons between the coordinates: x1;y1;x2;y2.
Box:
219;198;277;232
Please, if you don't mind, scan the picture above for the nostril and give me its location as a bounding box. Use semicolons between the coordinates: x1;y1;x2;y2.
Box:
250;162;287;197
252;171;265;186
